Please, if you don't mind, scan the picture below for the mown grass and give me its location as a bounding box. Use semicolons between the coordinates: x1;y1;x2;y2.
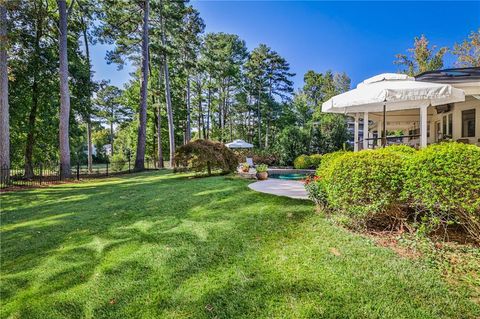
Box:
1;171;479;318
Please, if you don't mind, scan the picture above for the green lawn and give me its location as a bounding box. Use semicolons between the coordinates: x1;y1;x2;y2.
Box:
1;171;479;319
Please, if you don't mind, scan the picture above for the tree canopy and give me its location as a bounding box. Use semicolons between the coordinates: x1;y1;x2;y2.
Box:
1;2;476;172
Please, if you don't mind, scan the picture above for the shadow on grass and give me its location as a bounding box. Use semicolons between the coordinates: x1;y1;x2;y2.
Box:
2;171;479;318
1;171;317;318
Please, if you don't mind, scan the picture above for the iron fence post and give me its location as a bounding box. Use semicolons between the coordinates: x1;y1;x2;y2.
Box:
106;161;109;177
39;163;43;184
128;155;131;173
77;162;80;180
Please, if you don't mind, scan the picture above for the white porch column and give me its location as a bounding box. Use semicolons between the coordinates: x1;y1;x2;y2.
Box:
354;113;360;152
420;105;428;148
363;112;369;150
377;119;383;148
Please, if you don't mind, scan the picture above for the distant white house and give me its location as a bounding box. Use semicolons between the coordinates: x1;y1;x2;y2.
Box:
103;144;112;156
83;144;112;156
323;67;480;150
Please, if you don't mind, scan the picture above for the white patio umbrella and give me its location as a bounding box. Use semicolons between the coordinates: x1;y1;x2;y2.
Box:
322;73;465;147
225;139;254;149
322;73;465;113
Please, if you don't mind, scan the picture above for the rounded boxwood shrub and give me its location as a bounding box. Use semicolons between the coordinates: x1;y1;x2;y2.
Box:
175;139;238;175
377;144;417;156
404;143;480;242
323;149;410;227
294;154;323;169
293;154;310;169
315;151;349;177
308;154;322;168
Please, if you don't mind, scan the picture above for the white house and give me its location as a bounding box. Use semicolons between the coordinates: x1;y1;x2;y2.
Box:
323;68;480;150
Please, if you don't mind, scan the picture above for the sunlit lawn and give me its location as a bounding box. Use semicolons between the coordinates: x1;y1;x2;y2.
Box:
1;171;479;318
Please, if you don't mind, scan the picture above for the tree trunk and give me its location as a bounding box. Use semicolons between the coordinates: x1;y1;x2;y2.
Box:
110;119;114;156
162;55;174;167
225;86;231;141
164;58;174;167
206;85;211;139
87;121;93;173
157;101;164;169
58;0;71;178
229;109;233;141
186;75;191;143
134;0;149;171
159;0;175;167
157;65;164;168
265;82;272;149
150;93;156;166
219;85;223;142
0;3;9;178
257;89;262;148
196;78;204;139
265;119;269;148
82;18;93;173
247;95;252;143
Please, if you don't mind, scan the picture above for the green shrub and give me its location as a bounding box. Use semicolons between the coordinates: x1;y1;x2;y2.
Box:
404;143;480;242
308;154;322;168
252;149;279;166
110;154;127;172
175;139;238;175
294;155;310;169
378;144;417;155
304;175;328;207
323;149;410;227
233;148;279;166
316;151;348;177
294;154;322;169
274;126;309;166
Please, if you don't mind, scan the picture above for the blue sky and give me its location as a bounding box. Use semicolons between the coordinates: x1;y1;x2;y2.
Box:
90;1;480;89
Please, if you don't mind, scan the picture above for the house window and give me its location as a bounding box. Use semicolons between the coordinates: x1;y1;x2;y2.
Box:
462;109;476;137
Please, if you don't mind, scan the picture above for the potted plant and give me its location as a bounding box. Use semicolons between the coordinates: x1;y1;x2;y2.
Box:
241;163;250;173
256;164;268;180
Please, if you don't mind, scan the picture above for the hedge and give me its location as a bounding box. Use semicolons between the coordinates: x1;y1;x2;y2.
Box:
323;149;410;226
404;143;480;241
315;151;348;177
309;143;480;242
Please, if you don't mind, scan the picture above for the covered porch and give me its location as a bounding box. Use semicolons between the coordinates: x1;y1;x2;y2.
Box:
351;108;428;150
324;68;480;151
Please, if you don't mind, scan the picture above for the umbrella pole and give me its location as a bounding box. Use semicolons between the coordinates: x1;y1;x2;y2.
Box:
382;103;387;147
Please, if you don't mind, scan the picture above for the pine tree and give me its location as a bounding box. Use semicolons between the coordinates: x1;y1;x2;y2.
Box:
58;0;72;178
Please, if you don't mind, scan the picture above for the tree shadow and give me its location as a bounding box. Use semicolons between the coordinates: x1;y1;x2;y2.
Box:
1;171;315;318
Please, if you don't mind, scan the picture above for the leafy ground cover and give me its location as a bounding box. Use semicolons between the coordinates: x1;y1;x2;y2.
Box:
1;171;479;318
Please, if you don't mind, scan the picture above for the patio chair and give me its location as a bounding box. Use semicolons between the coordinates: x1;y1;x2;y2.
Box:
246;157;255;168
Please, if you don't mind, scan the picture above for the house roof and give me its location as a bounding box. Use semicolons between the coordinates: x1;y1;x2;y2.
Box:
415;67;480;84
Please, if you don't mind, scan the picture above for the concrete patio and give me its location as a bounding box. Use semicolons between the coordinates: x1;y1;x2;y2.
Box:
248;179;308;200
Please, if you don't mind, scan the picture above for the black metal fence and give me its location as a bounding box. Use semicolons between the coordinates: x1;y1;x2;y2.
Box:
0;158;158;190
